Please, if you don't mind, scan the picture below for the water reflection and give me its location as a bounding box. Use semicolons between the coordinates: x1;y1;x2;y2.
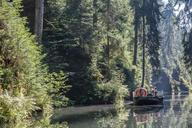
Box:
97;107;129;128
130;94;192;128
61;94;192;128
127;94;192;128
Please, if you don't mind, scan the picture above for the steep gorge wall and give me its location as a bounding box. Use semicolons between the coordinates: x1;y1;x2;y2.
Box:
152;1;189;93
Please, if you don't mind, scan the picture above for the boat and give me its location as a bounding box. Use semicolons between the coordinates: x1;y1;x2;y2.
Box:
133;96;163;106
132;87;164;106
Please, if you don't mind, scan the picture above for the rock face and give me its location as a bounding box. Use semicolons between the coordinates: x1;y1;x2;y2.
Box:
152;1;190;93
152;71;172;94
188;0;192;7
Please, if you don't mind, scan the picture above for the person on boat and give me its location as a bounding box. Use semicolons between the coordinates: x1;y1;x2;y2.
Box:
135;87;148;97
154;87;158;96
148;85;158;96
147;85;154;96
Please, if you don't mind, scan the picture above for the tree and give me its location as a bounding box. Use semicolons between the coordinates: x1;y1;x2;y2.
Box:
141;0;146;87
132;0;141;66
43;0;134;105
106;0;110;67
21;0;44;43
145;0;161;70
22;0;35;33
177;0;192;69
35;0;44;43
183;31;192;69
131;0;161;87
0;0;51;125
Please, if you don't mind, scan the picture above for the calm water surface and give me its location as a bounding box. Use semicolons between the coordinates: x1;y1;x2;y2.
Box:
53;94;192;128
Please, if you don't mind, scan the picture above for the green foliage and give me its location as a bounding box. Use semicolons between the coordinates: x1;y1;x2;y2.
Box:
145;0;161;70
131;0;161;67
0;0;67;127
43;0;134;105
46;71;71;108
96;78;128;104
130;0;161;88
183;31;192;70
0;95;35;127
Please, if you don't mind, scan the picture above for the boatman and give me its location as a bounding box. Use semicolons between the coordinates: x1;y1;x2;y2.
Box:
154;87;158;96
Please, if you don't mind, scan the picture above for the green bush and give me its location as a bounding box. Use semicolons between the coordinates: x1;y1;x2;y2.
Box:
0;95;36;127
46;71;71;108
0;0;57;126
97;78;128;105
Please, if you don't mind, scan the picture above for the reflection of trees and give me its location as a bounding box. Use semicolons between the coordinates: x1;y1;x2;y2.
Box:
97;107;130;128
158;95;192;128
96;106;162;128
132;109;163;128
96;95;192;128
133;95;192;128
131;95;192;128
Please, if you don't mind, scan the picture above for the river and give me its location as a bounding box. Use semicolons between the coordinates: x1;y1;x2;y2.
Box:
52;94;192;128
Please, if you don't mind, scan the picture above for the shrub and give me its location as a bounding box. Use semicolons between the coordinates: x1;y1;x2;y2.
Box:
0;94;36;128
0;0;53;126
97;78;128;105
46;71;71;108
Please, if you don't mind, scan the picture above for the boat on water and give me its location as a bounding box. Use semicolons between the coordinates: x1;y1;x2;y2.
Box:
133;87;164;106
134;96;163;106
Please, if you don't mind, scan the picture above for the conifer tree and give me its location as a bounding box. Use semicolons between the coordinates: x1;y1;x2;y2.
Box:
0;0;55;126
131;0;161;87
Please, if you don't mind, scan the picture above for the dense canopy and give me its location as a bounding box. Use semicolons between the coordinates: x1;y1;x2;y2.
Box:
1;0;192;127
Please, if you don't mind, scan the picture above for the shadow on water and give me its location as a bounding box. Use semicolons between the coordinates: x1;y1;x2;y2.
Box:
52;93;192;128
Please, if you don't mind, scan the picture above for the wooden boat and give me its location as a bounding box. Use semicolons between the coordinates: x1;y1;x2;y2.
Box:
132;87;164;106
133;96;163;106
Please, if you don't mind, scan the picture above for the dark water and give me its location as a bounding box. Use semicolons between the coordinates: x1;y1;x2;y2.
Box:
53;94;192;128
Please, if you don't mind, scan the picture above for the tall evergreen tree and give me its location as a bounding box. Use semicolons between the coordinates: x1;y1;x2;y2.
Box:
183;31;192;69
177;0;192;69
141;0;146;87
131;0;161;87
131;0;141;66
0;0;52;126
145;0;161;70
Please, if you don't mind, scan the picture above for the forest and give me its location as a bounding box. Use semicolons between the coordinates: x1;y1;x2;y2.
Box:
1;0;192;127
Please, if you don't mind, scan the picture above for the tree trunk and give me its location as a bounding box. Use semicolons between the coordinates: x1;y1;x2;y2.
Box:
93;0;98;29
132;4;139;84
107;0;110;66
22;0;35;33
92;0;98;56
133;7;138;66
79;1;83;47
35;0;44;43
141;0;146;88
